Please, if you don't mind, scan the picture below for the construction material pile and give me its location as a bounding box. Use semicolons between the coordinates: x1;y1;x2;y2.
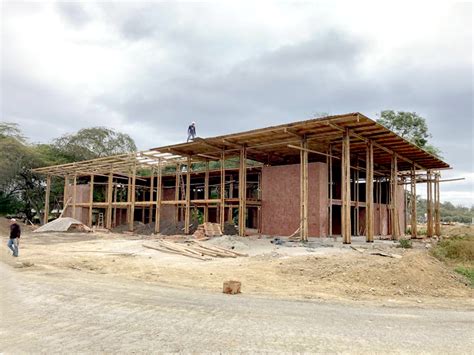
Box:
143;240;247;260
34;217;91;233
192;222;223;240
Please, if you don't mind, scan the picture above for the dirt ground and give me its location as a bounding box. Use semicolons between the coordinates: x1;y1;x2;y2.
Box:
1;218;473;308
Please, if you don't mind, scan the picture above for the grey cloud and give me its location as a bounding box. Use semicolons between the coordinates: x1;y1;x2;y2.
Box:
56;2;90;28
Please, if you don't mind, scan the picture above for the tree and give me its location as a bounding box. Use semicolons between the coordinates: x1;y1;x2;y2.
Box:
53;127;137;161
377;110;442;157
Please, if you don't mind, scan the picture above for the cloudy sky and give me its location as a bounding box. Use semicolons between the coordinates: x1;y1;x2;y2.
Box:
1;1;472;206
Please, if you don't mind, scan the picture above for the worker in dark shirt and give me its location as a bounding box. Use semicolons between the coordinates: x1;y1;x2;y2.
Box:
187;121;196;142
8;218;21;257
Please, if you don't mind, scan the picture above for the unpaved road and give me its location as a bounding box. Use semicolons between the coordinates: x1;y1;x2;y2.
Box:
1;262;473;353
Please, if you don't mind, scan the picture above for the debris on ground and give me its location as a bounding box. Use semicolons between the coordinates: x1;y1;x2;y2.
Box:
270;237;284;245
370;251;403;259
223;222;238;235
223;280;241;294
34;217;91;233
143;239;247;260
193;222;222;240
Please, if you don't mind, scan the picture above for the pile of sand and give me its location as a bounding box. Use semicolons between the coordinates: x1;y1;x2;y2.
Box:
34;218;91;233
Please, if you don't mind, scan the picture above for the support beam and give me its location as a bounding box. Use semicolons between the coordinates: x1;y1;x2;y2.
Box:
106;172;113;229
365;142;374;242
390;155;400;240
88;175;94;227
148;168;155;224
43;175;51;225
410;167;417;238
299;138;309;242
341;128;351;244
204;160;209;222
72;175;77;219
175;163;180;223
329;144;333;239
434;172;441;236
426;170;434;237
127;176;131;228
129;164;136;232
220;151;225;230
63;176;69;206
154;160;162;233
238;147;247;236
184;157;191;234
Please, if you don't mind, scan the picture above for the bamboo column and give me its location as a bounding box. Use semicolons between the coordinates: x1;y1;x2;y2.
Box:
341;128;351;244
329;144;333;238
129;164;136;232
43;175;51;225
127;176;131;228
220;151;225;230
72;174;77;219
63;176;69;206
238;147;247;236
113;183;117;228
390;154;400;240
184;157;191;234
228;179;234;222
434;172;441;236
355;158;359;236
154;160;162;233
175;163;180;223
426;170;434;237
106;172;113;229
88;175;94;227
299;138;309;242
410;167;417;238
148;168;155;224
365;141;374;242
204;160;209;223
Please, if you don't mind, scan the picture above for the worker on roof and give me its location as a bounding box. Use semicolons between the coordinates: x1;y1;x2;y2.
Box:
187;121;196;142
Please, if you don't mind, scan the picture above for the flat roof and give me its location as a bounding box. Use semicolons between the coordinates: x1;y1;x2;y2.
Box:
33;112;449;177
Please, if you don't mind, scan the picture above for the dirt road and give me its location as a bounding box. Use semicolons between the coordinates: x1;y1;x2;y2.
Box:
1;262;472;353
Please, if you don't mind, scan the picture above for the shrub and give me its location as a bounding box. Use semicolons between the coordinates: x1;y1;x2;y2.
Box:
454;267;474;287
398;238;413;249
431;236;474;263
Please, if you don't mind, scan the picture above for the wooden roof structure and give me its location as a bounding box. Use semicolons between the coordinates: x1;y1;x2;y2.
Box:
33;112;449;177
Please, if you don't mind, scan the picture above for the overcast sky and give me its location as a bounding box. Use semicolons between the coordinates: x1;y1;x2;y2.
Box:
1;1;473;206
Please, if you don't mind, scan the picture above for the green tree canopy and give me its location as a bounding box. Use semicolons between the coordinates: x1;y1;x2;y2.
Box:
53;127;137;161
377;110;442;157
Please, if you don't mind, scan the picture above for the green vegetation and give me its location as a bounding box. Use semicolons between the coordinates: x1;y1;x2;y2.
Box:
377;110;442;157
454;267;474;287
431;236;474;287
413;196;474;224
0;122;136;223
397;238;412;249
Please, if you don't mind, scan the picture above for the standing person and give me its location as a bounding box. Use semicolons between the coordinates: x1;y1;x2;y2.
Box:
8;218;21;257
187;121;196;142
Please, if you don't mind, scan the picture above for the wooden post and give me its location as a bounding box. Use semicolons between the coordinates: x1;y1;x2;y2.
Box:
43;175;51;225
129;164;136;232
72;174;77;219
365;141;374;242
434;172;441;236
204;160;209;223
299;138;309;242
329;144;333;238
113;183;117;228
410;167;417;238
184;157;191;234
426;170;434;237
390;154;400;240
154;160;162;233
220;151;225;230
106;172;113;229
88;175;94;227
228;179;234;222
63;176;69;206
341;128;351;244
355;157;359;236
175;163;180;223
238;147;247;236
148;168;155;224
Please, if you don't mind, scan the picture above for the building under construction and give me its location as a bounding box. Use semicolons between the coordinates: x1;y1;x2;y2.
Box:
33;113;449;243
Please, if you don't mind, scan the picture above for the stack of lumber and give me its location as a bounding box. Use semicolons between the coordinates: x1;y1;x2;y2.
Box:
192;222;222;240
143;240;247;260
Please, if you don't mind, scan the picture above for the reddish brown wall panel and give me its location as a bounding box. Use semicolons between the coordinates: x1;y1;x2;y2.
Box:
261;162;328;237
